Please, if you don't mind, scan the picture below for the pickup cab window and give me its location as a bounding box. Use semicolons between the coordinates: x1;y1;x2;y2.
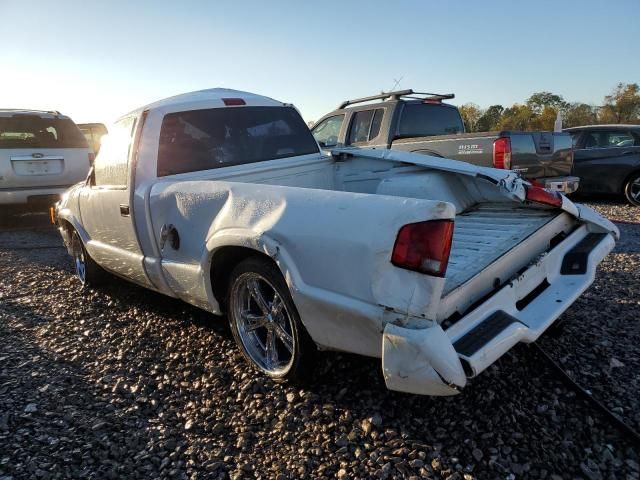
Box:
397;103;464;138
312;114;344;147
157;106;318;177
94;116;136;187
347;108;384;145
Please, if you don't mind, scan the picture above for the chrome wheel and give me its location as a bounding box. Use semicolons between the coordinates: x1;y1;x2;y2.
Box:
71;233;86;284
231;272;295;375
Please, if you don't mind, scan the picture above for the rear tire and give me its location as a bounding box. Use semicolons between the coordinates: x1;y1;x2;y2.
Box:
70;230;106;287
624;172;640;206
226;256;316;383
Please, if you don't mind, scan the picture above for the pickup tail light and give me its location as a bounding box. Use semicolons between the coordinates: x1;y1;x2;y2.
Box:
493;137;512;169
391;220;454;277
525;185;563;208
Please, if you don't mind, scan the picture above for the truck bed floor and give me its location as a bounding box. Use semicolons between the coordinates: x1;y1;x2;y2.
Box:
444;203;558;295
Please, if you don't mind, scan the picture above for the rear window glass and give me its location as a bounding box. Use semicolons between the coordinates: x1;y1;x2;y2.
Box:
0;115;88;149
157;106;319;177
397;103;464;138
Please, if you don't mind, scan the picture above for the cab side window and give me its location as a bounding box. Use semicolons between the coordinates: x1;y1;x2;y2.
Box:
583;130;636;149
312;114;344;147
94;117;136;187
347;109;384;145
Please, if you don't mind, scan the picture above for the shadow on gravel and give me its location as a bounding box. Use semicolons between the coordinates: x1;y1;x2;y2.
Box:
0;316;190;479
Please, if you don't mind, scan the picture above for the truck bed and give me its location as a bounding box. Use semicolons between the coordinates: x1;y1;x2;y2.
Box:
444;204;559;295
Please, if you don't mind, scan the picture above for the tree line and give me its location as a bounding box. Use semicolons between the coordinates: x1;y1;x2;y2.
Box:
458;83;640;132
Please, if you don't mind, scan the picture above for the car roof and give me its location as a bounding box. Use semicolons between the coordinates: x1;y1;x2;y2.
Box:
123;88;284;118
0;109;71;120
564;124;640;131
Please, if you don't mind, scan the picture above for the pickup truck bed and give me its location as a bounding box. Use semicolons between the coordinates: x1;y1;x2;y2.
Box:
445;204;559;295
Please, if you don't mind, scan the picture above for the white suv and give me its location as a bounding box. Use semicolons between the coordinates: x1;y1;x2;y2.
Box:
0;109;92;208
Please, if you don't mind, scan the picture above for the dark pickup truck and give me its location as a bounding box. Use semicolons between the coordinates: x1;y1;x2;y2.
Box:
311;89;579;193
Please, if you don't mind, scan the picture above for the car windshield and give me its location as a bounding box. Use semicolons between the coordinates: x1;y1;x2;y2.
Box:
397;103;464;138
0;115;88;148
157;106;319;177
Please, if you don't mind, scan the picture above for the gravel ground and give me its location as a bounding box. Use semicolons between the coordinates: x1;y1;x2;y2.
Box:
0;201;639;480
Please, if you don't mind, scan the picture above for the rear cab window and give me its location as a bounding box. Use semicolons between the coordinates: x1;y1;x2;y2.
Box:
157;106;319;177
0;114;88;149
347;108;384;145
396;103;464;138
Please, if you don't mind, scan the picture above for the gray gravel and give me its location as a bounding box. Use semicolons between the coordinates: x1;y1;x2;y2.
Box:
0;202;639;480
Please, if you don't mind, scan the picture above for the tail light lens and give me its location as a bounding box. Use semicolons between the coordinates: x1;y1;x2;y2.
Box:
493;137;512;169
525;185;563;207
88;152;96;165
391;220;454;277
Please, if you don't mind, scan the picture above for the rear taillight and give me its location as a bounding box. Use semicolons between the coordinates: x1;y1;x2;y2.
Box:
391;220;454;277
525;185;563;207
88;152;95;165
493;137;512;169
222;98;246;106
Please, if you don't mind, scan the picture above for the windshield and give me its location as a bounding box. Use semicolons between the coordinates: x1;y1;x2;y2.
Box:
158;106;319;177
0;115;88;149
397;103;464;138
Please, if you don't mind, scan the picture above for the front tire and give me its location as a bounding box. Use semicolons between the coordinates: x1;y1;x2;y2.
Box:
227;256;315;383
624;172;640;206
70;230;106;287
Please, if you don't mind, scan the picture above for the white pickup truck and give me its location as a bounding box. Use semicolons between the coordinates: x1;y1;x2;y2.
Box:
54;88;618;396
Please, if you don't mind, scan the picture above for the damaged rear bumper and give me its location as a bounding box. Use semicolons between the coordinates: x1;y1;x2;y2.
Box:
382;221;616;396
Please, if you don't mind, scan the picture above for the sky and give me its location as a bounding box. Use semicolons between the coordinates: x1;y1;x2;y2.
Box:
1;0;639;124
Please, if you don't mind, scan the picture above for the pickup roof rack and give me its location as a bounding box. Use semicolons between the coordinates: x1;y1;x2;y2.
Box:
337;89;455;109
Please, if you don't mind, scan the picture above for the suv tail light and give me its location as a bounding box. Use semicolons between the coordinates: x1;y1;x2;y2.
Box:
493;137;512;169
88;152;95;165
525;185;563;207
391;220;454;277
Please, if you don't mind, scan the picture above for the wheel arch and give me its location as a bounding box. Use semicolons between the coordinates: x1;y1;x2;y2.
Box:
209;245;279;312
622;168;640;192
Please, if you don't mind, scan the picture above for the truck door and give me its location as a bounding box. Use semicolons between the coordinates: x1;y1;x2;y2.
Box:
79;115;154;288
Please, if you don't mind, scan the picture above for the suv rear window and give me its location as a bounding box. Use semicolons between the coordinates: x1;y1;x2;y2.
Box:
157;106;319;177
0;115;88;148
397;103;464;138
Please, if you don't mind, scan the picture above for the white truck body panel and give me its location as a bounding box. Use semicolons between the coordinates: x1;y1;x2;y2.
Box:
54;88;618;396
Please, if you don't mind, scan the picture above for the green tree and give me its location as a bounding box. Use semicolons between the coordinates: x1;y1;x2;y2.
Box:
564;103;598;127
526;91;568;114
496;104;535;131
476;105;504;131
459;103;482;132
599;83;640;124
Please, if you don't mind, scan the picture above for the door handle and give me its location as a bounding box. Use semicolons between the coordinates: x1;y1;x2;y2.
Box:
119;204;130;216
